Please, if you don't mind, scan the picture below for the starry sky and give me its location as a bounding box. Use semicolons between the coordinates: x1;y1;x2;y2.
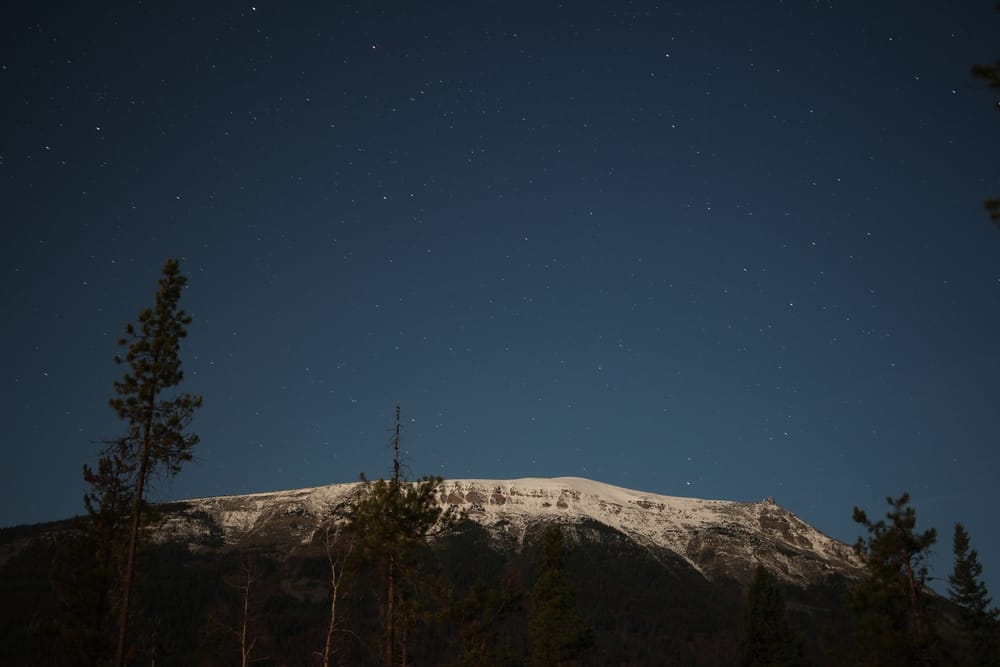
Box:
3;1;999;591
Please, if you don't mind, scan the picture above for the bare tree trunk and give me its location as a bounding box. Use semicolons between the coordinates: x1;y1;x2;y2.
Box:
385;546;396;667
322;525;351;667
385;405;402;667
231;560;259;667
240;568;251;667
400;612;408;667
901;549;932;664
115;426;153;666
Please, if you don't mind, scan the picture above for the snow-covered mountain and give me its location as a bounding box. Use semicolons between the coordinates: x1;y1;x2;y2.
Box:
161;476;862;587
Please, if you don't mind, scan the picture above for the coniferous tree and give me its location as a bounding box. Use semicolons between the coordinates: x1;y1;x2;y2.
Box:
848;493;938;667
948;523;1000;665
528;525;593;667
109;258;202;666
346;406;457;666
49;437;135;665
451;575;523;667
738;565;808;667
350;476;453;666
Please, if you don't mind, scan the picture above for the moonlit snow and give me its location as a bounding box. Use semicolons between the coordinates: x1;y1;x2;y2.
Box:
168;476;862;585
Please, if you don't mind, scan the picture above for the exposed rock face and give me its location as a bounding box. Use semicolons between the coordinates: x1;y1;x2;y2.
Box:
164;477;862;588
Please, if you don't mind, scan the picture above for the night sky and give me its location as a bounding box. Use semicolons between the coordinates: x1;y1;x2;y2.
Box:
3;2;999;592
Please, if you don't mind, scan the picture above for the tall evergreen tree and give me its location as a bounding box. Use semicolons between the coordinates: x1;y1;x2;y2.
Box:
848;493;938;667
346;406;457;666
738;565;807;667
528;525;593;667
948;523;1000;665
109;258;202;666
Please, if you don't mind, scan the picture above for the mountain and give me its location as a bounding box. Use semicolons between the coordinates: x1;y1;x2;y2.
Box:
1;477;871;666
163;476;863;588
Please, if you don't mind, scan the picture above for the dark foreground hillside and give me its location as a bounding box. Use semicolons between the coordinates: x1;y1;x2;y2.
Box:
0;514;868;666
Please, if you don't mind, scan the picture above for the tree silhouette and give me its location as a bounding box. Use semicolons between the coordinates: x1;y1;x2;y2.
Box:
346;406;457;666
317;512;354;667
109;259;202;666
224;560;266;667
48;437;135;664
849;493;938;666
948;523;1000;665
738;565;807;667
528;525;593;667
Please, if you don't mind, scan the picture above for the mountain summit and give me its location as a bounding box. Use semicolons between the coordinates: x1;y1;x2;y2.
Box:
163;476;861;587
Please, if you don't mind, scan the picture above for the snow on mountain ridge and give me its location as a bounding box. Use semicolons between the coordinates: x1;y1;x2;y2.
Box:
169;476;862;586
437;477;861;583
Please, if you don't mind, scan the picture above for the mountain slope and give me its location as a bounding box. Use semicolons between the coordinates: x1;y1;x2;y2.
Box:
0;477;885;665
163;476;862;587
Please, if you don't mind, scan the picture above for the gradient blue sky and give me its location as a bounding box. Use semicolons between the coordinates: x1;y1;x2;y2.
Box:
3;1;999;592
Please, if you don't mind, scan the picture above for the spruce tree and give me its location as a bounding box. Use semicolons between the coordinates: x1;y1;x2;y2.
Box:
109;258;202;666
948;523;1000;665
528;525;593;667
848;493;938;666
738;565;807;667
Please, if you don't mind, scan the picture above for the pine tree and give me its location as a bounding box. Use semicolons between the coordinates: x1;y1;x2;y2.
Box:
48;437;135;665
346;405;457;666
528;525;593;667
948;523;1000;665
848;493;938;666
109;258;202;666
738;565;808;667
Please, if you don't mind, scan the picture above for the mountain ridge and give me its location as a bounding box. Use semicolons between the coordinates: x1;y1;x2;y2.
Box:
0;476;885;666
162;475;863;587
